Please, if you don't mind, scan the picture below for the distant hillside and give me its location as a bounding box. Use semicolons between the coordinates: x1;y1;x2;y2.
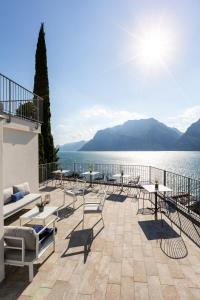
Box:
176;119;200;150
80;118;182;151
59;140;86;151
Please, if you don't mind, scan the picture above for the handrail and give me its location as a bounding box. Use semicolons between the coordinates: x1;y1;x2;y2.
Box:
0;73;43;124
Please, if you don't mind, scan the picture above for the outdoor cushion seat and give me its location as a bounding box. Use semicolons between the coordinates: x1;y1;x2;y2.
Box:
3;193;41;219
4;220;56;282
84;203;102;213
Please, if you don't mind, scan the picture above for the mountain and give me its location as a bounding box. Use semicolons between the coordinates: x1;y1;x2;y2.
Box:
176;119;200;150
80;118;182;151
59;140;86;151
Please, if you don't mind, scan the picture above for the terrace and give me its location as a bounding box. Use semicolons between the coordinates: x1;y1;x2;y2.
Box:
1;163;200;299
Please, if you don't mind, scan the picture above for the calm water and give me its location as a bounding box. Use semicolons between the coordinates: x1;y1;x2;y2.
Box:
58;151;200;180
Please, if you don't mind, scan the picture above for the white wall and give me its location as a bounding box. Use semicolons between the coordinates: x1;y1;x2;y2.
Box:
3;119;40;193
0;117;5;282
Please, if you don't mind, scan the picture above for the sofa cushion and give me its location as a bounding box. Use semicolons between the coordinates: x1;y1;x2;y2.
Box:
11;191;24;202
13;182;30;195
3;193;41;218
4;226;36;251
3;187;13;205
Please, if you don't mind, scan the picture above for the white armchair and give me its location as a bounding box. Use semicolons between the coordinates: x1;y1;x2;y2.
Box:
4;219;56;282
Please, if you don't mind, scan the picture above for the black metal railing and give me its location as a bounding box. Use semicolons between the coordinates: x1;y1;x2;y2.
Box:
0;73;43;123
39;161;200;213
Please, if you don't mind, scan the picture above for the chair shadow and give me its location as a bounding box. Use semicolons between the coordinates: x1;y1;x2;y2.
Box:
61;228;93;263
39;186;57;192
106;194;127;202
139;219;188;259
62;218;104;263
55;206;75;221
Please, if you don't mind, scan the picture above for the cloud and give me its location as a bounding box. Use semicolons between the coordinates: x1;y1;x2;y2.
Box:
168;105;200;132
54;105;145;145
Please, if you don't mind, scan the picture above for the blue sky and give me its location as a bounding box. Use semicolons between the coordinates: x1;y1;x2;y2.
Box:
1;0;200;145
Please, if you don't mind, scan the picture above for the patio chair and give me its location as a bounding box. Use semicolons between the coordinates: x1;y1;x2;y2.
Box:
82;191;107;229
126;176;140;197
106;174;117;193
137;188;153;214
64;179;86;209
4;219;56;282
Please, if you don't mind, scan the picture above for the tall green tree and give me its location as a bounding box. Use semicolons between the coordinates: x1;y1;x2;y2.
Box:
33;23;58;164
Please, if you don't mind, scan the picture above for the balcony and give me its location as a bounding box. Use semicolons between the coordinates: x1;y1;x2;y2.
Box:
0;73;43;124
1;174;200;299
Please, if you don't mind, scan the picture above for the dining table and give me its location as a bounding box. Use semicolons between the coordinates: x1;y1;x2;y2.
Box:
142;184;172;220
113;173;131;192
81;171;100;187
52;169;70;187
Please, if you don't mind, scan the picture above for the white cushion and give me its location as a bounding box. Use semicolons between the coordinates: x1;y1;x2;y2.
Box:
84;204;101;212
4;226;36;251
13;182;30;195
3;193;41;218
3;187;13;205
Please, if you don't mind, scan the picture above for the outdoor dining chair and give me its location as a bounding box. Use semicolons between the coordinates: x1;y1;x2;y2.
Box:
64;179;87;209
82;191;107;229
125;175;141;197
106;174;117;193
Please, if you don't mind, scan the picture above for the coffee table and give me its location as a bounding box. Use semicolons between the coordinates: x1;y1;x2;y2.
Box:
20;206;58;226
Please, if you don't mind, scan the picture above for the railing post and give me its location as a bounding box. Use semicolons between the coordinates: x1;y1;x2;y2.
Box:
8;80;11;122
164;170;166;186
149;166;152;183
188;178;191;213
36;97;39;129
73;161;76;178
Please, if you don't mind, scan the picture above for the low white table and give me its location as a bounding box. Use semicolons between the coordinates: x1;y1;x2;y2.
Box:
20;206;58;226
142;184;172;220
81;171;100;187
113;173;131;192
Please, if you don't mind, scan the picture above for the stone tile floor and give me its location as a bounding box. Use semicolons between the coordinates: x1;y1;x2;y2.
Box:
1;184;200;299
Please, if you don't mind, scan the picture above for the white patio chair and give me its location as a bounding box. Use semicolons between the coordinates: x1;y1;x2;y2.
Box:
4;219;56;282
126;176;140;197
64;179;86;209
82;191;107;229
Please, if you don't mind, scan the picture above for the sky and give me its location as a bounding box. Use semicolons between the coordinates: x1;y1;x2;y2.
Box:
1;0;200;145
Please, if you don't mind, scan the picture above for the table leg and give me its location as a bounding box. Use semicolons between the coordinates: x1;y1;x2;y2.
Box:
89;174;92;187
155;191;158;220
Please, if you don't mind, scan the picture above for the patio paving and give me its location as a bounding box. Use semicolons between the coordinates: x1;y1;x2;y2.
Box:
1;184;200;300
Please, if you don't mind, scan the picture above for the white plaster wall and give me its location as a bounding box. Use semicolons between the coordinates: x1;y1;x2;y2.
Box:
2;117;40;193
3;127;39;193
0;118;5;282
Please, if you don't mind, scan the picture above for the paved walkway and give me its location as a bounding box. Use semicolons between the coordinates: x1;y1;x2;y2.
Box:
1;186;200;299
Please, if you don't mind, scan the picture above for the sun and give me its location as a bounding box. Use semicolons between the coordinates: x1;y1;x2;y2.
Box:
133;23;175;71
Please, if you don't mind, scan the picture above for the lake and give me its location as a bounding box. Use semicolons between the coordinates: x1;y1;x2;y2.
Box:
58;151;200;180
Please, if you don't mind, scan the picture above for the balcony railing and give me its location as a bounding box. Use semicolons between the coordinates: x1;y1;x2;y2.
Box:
39;161;200;218
0;73;43;123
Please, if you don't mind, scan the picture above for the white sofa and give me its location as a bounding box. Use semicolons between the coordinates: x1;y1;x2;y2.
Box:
3;182;41;219
4;219;56;281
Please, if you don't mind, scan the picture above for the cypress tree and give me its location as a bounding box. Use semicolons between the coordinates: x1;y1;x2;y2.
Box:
33;23;58;163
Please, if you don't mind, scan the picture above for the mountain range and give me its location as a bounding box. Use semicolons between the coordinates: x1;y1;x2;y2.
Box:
59;140;86;151
79;118;200;151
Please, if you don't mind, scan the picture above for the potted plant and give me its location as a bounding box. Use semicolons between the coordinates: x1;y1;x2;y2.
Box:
88;163;93;174
36;194;50;212
155;179;159;190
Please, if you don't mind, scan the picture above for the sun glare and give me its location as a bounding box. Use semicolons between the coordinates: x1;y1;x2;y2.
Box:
131;20;177;71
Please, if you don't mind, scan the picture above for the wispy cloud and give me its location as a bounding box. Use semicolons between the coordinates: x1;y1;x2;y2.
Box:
54;105;145;145
168;105;200;132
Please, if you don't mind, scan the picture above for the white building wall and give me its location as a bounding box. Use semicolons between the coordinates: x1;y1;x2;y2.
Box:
2;118;40;193
0;117;5;282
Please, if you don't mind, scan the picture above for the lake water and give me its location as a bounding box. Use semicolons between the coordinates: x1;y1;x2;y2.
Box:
58;151;200;180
